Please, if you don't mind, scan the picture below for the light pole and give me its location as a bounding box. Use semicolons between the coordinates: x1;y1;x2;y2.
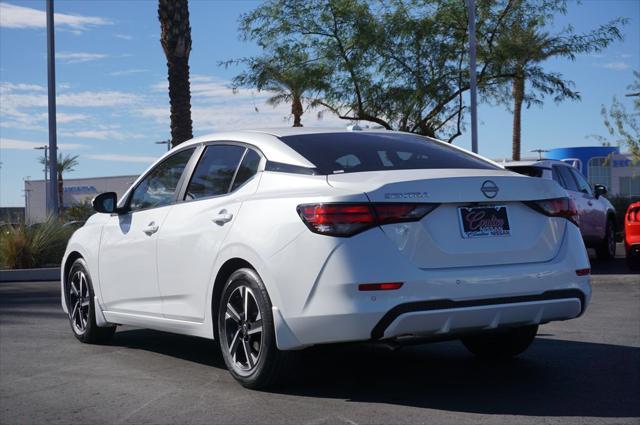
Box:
155;139;171;152
466;0;479;154
34;146;49;211
46;0;59;216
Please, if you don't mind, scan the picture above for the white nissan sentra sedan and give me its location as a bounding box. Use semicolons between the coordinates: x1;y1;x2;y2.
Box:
61;128;591;388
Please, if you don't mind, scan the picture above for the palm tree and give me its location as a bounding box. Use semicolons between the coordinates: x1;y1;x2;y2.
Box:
492;8;624;160
228;47;327;127
39;153;79;210
158;0;193;147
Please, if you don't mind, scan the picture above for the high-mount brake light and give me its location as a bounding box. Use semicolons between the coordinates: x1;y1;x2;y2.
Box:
525;198;578;226
297;203;438;237
358;282;404;291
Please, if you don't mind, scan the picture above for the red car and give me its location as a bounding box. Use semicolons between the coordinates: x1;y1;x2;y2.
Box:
625;202;640;270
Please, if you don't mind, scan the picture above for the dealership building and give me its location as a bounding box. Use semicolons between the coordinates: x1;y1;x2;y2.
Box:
24;175;137;224
545;146;640;197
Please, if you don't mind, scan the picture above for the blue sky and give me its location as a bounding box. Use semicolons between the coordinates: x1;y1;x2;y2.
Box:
0;0;638;207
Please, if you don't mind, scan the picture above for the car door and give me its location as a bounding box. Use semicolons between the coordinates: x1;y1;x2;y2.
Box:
157;144;263;322
553;164;595;240
569;166;604;239
99;148;196;316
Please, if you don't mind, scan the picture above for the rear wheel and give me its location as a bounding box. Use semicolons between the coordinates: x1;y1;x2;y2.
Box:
66;258;116;344
596;218;616;261
217;268;293;389
461;325;538;359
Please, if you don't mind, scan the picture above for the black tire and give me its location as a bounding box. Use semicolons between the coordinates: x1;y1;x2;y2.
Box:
217;268;294;389
66;258;116;344
626;250;640;271
461;325;538;359
596;218;616;261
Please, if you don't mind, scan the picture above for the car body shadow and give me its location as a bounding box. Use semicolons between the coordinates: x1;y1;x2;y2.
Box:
111;328;638;418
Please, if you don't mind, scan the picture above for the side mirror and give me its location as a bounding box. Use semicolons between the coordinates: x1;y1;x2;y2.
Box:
92;192;118;213
594;184;608;198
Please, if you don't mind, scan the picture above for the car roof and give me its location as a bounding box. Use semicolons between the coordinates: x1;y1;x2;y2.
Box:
503;159;569;168
162;127;501;172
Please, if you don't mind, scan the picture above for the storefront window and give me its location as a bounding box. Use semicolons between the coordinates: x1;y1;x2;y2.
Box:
619;176;640;197
588;157;611;188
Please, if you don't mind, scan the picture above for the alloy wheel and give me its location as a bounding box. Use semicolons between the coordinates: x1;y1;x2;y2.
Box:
224;285;263;373
69;270;90;334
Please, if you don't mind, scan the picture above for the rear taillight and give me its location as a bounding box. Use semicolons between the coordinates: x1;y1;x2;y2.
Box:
525;198;578;226
297;203;438;237
628;208;640;222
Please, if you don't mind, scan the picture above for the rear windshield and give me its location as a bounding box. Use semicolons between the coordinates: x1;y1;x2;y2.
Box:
279;132;497;175
505;165;544;178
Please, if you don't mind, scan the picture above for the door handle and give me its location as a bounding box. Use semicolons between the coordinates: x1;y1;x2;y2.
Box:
212;210;233;225
143;221;159;235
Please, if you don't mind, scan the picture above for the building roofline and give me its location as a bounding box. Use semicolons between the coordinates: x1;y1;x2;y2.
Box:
24;174;139;184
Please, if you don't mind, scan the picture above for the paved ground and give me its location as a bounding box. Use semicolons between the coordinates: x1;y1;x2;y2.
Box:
0;258;638;424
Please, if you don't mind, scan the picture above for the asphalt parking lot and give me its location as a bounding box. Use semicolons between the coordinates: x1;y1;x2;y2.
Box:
1;257;638;424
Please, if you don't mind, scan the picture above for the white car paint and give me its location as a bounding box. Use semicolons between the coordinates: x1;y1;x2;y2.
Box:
61;128;591;351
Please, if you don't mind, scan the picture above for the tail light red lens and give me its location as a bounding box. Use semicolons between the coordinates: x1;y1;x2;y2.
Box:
575;268;590;276
358;282;404;291
297;203;438;237
525;198;578;226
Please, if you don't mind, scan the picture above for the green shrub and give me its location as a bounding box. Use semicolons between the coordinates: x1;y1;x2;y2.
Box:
0;217;74;269
63;200;94;222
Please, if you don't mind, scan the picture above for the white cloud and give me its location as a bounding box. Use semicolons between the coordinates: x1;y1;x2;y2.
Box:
114;33;133;40
61;129;145;141
0;82;142;131
86;154;156;163
57;113;90;124
0;137;87;151
109;69;148;77
0;3;111;31
0;82;45;92
595;61;631;71
57;52;108;64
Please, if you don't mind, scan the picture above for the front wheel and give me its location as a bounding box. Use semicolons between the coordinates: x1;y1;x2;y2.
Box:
217;268;293;389
66;258;116;344
461;325;538;359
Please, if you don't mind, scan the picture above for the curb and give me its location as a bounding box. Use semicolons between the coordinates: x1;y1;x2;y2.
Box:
0;267;60;282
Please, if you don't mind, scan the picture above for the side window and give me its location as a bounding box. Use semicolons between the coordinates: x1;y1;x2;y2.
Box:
569;167;593;195
555;165;579;192
129;148;195;212
552;167;564;186
185;145;245;200
231;149;261;191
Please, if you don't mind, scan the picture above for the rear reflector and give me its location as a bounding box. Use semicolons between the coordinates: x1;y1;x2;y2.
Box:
358;282;404;291
297;203;438;237
575;268;590;276
525;198;578;226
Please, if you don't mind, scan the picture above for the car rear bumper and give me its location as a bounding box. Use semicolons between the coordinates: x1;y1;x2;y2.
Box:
270;222;591;350
372;289;583;340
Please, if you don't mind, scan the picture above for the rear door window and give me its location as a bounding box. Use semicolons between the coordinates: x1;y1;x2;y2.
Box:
554;165;579;192
185;145;245;200
231;149;261;191
279;132;497;174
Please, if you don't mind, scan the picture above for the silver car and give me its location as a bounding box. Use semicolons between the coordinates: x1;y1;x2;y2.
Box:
505;159;617;260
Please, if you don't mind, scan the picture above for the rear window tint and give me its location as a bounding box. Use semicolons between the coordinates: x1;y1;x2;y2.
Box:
279;132;497;174
506;166;544;178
